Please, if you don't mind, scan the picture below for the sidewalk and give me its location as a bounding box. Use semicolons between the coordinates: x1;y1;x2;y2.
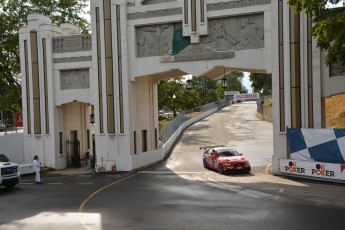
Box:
45;166;94;176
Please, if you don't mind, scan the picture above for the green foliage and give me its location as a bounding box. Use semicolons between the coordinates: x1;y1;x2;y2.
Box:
190;76;219;106
158;72;249;113
222;71;248;93
0;0;89;112
249;73;272;95
158;78;193;113
287;0;345;66
158;76;221;113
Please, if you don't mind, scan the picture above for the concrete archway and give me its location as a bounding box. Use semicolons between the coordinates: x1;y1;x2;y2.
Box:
19;1;344;175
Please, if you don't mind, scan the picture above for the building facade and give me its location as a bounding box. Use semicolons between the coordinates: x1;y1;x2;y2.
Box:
19;0;345;174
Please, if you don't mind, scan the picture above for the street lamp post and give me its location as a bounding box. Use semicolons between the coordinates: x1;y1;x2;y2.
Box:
172;94;176;117
221;77;227;89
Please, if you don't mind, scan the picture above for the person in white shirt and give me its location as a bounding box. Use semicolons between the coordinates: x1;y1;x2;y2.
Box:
33;155;42;184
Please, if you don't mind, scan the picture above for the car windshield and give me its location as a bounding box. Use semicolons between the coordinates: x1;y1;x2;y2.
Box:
218;150;240;157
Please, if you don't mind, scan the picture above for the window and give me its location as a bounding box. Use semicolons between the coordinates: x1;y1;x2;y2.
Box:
142;130;147;152
87;129;90;149
134;131;137;154
59;132;63;154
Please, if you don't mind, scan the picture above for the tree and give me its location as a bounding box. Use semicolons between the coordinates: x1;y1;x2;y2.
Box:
158;76;223;113
223;71;248;93
157;78;190;113
0;0;89;112
249;73;272;95
191;76;219;106
287;0;345;66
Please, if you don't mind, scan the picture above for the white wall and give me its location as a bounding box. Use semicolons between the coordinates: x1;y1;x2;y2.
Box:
0;133;24;164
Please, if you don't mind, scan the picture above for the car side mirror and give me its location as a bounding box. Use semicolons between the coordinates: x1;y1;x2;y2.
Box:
240;153;243;156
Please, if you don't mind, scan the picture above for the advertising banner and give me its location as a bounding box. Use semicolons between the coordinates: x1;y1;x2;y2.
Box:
287;128;345;163
280;159;345;181
224;91;239;96
234;93;259;100
14;112;23;128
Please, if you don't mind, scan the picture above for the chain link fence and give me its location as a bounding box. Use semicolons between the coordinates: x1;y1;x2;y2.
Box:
160;99;231;156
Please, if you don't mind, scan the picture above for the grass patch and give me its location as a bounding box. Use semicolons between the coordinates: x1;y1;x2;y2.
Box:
325;94;345;128
41;166;55;173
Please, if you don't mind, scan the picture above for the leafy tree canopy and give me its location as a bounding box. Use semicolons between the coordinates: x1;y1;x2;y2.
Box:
224;71;248;93
157;72;249;114
0;0;89;112
249;73;272;96
288;0;345;66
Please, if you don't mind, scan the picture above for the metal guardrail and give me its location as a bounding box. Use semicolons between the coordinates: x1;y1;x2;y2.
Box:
159;99;230;147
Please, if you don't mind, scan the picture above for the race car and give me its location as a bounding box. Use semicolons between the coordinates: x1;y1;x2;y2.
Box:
201;146;251;174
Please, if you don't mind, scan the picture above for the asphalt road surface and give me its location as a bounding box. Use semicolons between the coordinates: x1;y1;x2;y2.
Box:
1;102;345;230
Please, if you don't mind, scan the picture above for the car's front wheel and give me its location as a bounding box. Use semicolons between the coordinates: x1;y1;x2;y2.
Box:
218;164;224;174
203;160;208;168
5;184;16;189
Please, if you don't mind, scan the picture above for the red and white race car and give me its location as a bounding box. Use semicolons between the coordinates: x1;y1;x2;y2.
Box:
201;146;251;174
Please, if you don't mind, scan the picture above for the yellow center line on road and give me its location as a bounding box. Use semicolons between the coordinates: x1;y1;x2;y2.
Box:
78;162;169;212
78;173;138;213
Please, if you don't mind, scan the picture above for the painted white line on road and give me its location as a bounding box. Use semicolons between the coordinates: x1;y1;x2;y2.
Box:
200;178;278;200
139;171;200;174
263;188;284;193
207;178;216;182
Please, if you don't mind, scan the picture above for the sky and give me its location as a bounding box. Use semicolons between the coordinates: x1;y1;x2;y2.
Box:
243;73;251;92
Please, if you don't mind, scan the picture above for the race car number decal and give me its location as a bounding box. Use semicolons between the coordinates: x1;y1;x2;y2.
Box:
213;161;218;168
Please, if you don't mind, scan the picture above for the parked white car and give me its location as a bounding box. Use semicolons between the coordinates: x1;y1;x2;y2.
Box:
0;154;20;188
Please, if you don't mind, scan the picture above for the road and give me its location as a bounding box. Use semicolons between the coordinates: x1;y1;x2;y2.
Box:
1;102;345;229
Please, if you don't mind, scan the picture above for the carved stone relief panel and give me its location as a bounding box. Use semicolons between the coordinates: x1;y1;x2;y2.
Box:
201;14;264;51
54;56;92;63
60;69;90;90
160;44;235;63
136;24;174;57
207;0;271;11
142;0;177;5
136;14;264;60
53;35;92;53
128;8;182;20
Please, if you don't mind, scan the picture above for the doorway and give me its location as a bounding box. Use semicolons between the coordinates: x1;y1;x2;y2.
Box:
70;130;80;168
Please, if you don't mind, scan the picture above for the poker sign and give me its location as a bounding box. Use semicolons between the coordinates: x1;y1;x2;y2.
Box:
280;159;345;181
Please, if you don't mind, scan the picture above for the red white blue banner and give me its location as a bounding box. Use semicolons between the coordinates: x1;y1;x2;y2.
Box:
280;159;345;181
287;128;345;163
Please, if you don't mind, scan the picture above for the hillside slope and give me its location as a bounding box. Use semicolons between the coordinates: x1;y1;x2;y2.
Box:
325;94;345;128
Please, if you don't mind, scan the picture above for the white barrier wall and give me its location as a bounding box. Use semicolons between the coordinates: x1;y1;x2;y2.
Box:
131;107;221;170
0;133;24;164
280;159;345;181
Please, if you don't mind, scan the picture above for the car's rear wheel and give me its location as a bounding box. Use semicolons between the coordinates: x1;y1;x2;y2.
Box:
218;164;224;174
203;160;208;168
